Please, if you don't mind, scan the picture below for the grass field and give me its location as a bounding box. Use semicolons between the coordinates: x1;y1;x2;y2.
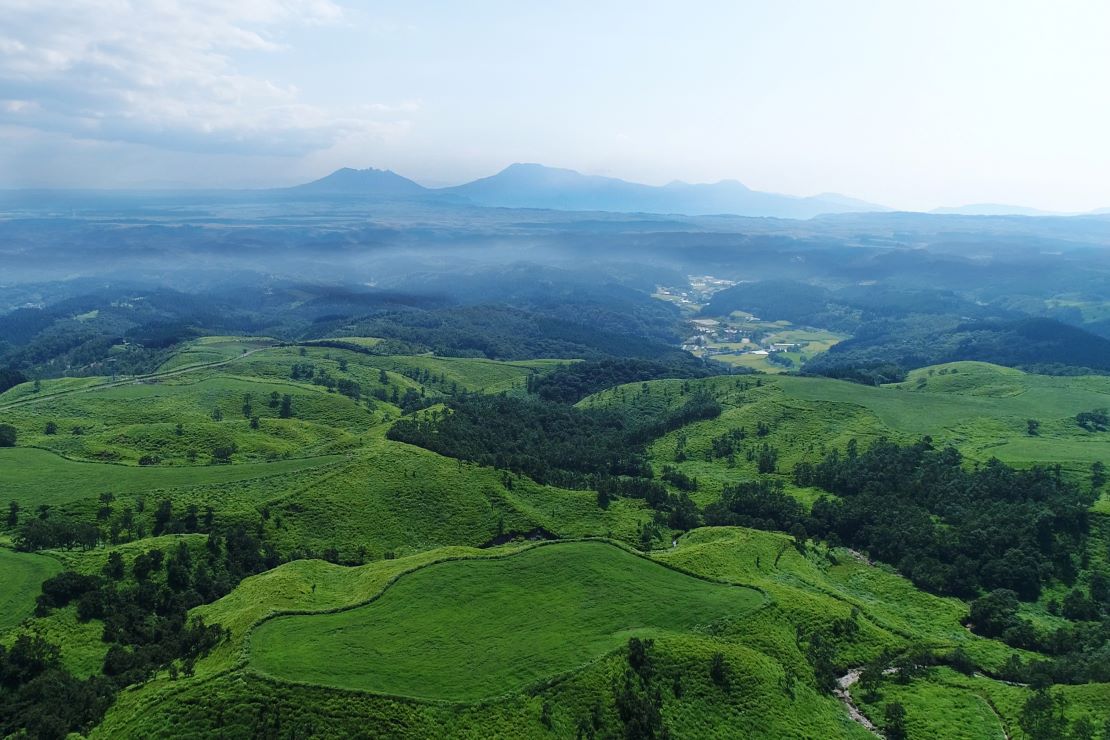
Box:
7;339;1110;738
591;364;1110;511
249;541;764;700
306;336;384;350
0;548;61;630
0;447;345;508
1;373;373;464
155;336;277;372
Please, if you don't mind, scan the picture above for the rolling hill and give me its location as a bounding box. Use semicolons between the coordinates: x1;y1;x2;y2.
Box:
3;336;1110;739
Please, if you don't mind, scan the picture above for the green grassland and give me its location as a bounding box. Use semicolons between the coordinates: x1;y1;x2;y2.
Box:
0;548;61;630
853;665;1110;740
7;339;1110;738
260;430;649;559
585;364;1110;509
97;536;874;738
95;525;1050;738
155;336;278;372
1;374;375;464
0;447;345;509
234;344;564;395
0;376;109;405
305;336;384;350
250;541;764;699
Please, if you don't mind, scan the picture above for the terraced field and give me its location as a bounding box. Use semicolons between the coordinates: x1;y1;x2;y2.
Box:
249;541;764;699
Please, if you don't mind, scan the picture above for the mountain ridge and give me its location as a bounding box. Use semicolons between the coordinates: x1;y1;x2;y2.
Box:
287;162;888;218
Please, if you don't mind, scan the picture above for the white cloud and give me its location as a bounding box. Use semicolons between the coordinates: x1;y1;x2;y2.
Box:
0;0;411;155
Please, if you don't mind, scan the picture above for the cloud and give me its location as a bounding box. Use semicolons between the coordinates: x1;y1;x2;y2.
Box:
0;0;412;155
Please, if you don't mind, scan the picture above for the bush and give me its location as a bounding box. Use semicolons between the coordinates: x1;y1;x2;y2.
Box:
0;423;16;447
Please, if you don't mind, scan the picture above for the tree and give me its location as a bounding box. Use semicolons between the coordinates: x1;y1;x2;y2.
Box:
1091;461;1106;490
1071;717;1095;740
1018;689;1067;740
790;522;808;553
0;423;17;447
1089;571;1110;604
7;500;20;527
279;394;293;419
709;651;730;690
44;421;57;435
884;702;907;740
152;499;173;536
947;646;976;676
210;407;223;422
859;662;883;701
627;638;655;682
103;552;125;580
968;589;1021;637
250;415;260;429
1027;419;1041;436
211;445;235;464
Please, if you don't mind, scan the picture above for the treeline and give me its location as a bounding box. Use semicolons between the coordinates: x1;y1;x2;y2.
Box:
526;357;724;404
335;305;692;362
792;439;1092;600
966;586;1110;685
388;390;721;491
11;495;217;552
704;438;1092;602
0;367;26;393
1;525;276;739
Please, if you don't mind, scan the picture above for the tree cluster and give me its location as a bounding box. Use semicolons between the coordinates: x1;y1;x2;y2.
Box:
795;439;1092;600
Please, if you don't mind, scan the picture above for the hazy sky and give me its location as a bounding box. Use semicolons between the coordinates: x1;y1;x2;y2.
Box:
1;0;1109;211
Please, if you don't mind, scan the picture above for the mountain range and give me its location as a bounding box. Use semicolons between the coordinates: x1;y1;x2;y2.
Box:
289;163;887;219
288;164;1110;220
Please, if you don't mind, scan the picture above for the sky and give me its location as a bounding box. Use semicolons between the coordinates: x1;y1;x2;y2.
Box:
1;0;1109;211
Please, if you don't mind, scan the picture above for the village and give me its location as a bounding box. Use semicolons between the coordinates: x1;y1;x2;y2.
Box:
653;276;842;373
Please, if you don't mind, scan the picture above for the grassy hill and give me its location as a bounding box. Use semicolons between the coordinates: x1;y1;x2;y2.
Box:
4;338;1110;738
92;525;1087;738
250;541;764;700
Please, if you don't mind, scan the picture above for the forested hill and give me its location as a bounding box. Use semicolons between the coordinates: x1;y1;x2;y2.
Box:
805;316;1110;383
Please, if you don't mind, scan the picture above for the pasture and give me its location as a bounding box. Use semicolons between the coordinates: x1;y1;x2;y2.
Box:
249;541;764;700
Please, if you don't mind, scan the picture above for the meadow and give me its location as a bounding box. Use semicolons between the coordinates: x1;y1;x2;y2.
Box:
249;541;764;700
0;447;345;508
0;548;61;630
5;339;1110;738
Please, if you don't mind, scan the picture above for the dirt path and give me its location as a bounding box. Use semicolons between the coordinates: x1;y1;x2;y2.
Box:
975;693;1011;740
835;669;882;736
0;345;276;411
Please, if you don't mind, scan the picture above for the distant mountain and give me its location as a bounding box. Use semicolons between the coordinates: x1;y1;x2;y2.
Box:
931;203;1059;216
288;163;886;217
288;167;427;196
440;163;887;218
